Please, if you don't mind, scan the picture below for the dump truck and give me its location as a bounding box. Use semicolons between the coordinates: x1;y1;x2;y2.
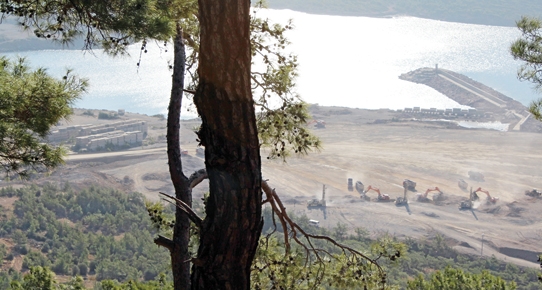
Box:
403;179;416;191
468;171;484;181
458;179;468;190
356;181;370;201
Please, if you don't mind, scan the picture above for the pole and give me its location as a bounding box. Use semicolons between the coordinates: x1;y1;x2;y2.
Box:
481;234;484;256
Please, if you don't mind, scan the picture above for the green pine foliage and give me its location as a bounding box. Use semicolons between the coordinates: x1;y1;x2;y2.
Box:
0;0;174;55
0;184;539;289
407;266;516;290
511;16;542;121
0;184;171;285
0;56;87;178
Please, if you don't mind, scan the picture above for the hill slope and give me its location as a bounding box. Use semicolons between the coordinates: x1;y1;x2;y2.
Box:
267;0;542;26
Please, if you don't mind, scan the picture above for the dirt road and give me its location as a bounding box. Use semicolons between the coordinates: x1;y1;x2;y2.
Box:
7;107;540;269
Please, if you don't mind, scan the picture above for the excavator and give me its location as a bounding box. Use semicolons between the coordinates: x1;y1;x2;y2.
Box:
307;184;327;208
417;187;444;203
363;185;394;202
308;119;326;129
473;187;499;203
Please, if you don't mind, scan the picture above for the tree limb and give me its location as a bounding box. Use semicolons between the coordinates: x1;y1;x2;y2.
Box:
188;168;208;189
154;234;175;251
159;192;203;227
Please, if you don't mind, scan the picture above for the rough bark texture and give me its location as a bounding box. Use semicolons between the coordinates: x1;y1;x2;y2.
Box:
191;0;263;289
166;24;192;290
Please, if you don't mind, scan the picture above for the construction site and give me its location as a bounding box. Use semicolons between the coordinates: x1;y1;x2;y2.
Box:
2;67;541;272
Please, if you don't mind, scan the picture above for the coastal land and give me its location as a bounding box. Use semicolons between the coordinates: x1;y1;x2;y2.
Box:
1;67;541;271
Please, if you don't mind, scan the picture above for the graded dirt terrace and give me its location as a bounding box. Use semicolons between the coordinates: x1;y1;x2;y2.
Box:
2;106;541;269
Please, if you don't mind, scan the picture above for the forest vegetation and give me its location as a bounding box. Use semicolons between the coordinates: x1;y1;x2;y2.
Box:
0;184;538;289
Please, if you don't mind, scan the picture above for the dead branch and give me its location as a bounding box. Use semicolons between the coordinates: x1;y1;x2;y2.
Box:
159;192;203;227
260;180;385;281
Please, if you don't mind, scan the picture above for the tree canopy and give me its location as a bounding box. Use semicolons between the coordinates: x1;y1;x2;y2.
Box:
0;56;86;177
511;16;542;120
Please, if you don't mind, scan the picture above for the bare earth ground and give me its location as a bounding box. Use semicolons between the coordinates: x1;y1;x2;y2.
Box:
2;107;541;269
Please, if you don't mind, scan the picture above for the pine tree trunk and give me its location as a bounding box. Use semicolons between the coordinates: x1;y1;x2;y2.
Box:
167;24;192;290
191;0;263;289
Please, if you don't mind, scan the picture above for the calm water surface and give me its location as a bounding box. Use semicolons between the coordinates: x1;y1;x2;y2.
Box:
3;9;538;116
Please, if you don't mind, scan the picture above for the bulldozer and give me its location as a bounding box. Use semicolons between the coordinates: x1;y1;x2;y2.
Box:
395;184;408;206
525;189;541;198
459;187;480;210
395;185;409;206
363;185;394;202
307;184;327;208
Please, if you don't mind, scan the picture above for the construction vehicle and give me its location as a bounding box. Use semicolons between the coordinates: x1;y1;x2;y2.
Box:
348;178;353;192
525;189;542;198
355;181;370;201
395;187;408;206
459;188;478;210
403;179;416;191
417;187;444;202
468;171;484;181
473;187;498;203
363;185;393;202
308;119;326;129
308;184;327;208
355;181;364;194
458;179;468;190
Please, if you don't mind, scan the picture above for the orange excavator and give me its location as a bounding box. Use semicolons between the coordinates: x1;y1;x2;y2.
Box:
473;187;499;203
363;185;393;202
308;119;326;129
417;187;443;202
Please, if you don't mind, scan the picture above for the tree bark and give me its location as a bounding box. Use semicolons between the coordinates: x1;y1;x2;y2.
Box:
166;23;192;290
191;0;263;289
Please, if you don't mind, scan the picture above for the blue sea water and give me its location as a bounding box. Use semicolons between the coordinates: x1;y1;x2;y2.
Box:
2;9;539;116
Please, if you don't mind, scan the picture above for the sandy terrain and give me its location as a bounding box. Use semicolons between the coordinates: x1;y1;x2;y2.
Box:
2;106;541;269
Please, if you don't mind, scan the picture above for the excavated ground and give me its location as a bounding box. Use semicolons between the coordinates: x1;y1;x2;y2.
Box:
1;106;541;270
